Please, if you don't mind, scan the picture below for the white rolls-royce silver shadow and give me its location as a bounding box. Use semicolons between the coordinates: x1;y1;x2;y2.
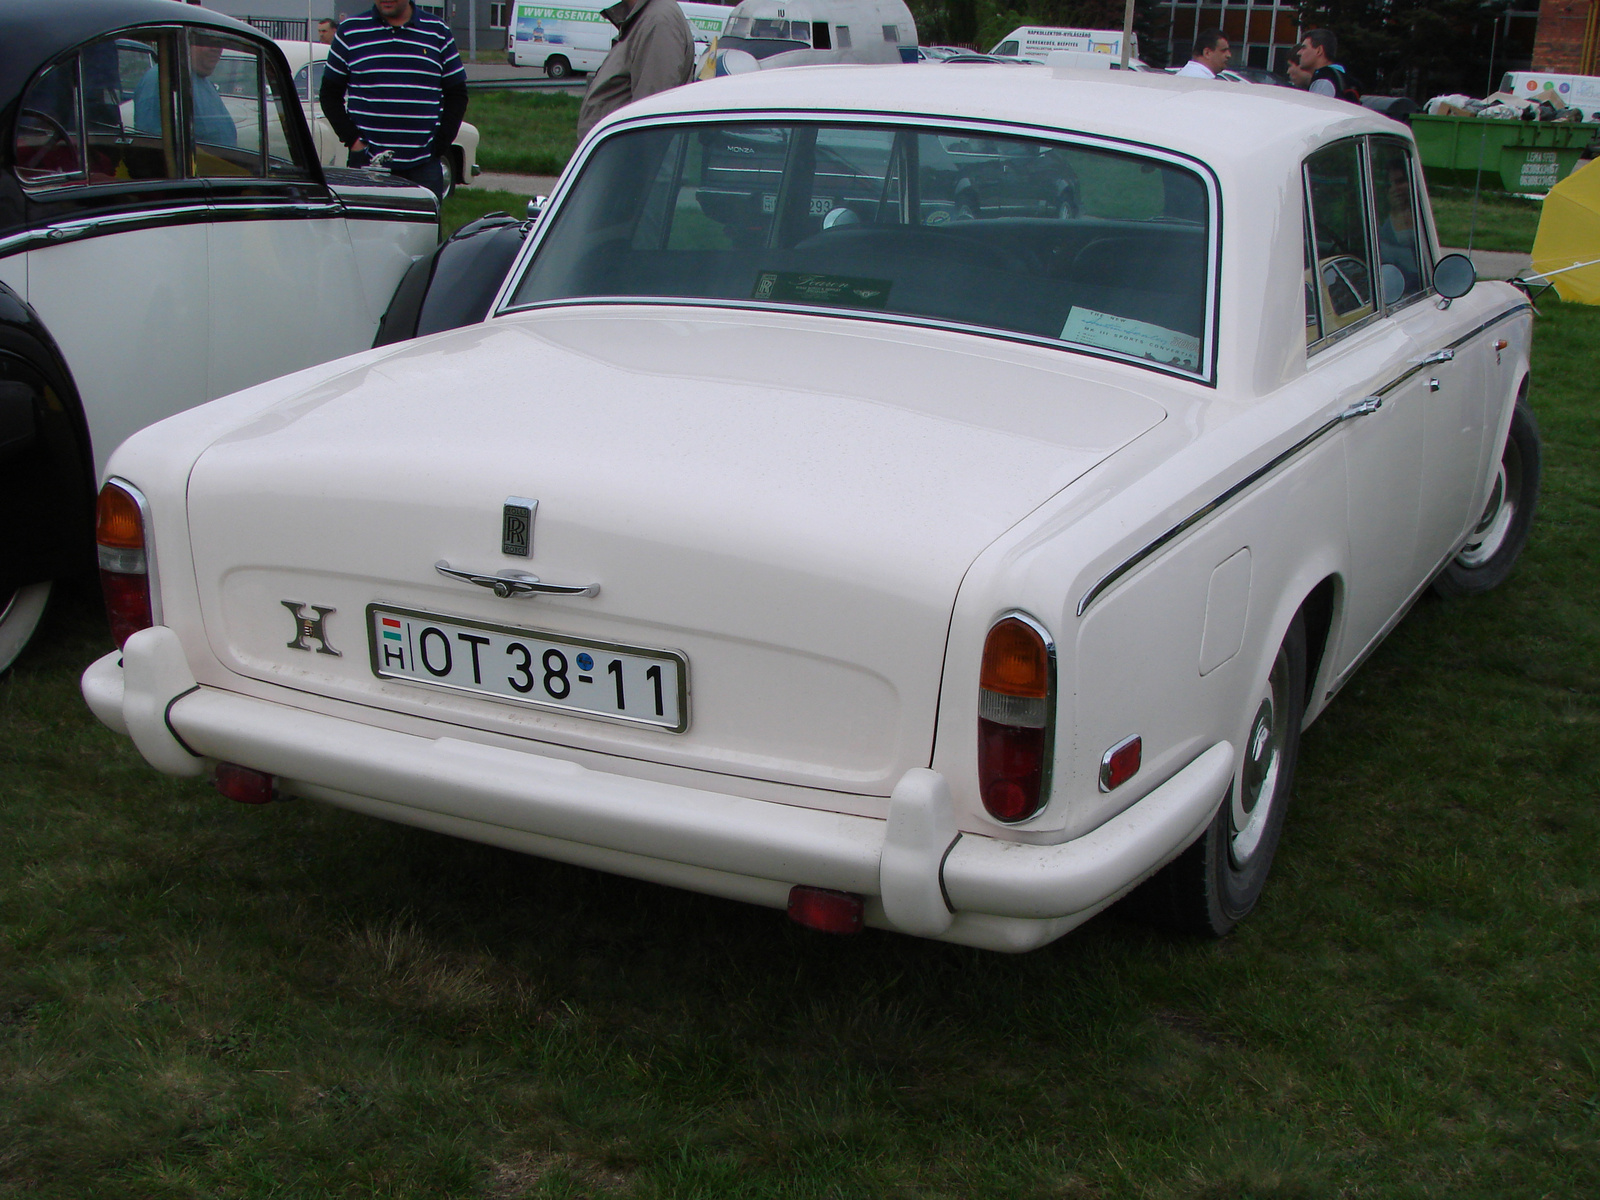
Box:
81;63;1539;951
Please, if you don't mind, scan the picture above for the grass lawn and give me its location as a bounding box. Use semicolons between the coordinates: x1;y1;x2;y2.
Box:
2;298;1597;1196
464;91;581;176
1428;188;1543;254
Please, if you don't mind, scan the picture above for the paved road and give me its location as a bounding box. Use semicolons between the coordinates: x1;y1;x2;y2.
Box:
465;61;586;95
475;171;561;195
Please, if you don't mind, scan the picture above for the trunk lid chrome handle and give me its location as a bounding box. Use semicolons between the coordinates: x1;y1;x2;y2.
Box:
434;561;599;598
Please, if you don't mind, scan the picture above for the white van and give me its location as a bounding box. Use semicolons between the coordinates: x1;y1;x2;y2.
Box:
1499;71;1600;122
989;26;1136;62
507;1;733;78
699;0;918;77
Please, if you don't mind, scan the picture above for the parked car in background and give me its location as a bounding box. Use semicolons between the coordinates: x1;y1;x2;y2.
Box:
505;0;734;77
277;41;480;198
1219;65;1292;86
0;0;438;673
698;0;918;78
83;65;1538;953
989;25;1135;61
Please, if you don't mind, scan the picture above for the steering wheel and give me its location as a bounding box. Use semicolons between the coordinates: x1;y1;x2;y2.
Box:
15;108;75;172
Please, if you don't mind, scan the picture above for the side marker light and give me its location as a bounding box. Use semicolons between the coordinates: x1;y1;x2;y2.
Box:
1099;735;1142;792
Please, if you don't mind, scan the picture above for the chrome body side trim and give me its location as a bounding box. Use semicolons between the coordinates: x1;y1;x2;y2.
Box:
0;197;433;260
1074;302;1531;620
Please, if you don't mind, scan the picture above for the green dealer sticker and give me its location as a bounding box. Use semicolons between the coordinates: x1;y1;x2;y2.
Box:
752;272;892;309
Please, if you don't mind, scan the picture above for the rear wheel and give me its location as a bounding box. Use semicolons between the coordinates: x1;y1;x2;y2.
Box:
545;55;571;80
1431;401;1541;597
440;151;457;201
1137;614;1306;936
0;581;51;676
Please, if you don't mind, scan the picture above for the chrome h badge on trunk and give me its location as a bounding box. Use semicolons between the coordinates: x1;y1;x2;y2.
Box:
503;496;537;557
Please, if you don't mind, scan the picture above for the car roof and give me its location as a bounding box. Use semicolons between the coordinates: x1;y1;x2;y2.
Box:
606;64;1400;172
1;0;259;101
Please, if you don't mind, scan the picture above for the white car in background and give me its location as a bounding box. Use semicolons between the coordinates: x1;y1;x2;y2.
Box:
83;64;1538;952
276;41;481;198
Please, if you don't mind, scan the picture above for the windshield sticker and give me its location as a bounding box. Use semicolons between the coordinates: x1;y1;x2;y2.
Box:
1061;308;1201;370
753;272;892;309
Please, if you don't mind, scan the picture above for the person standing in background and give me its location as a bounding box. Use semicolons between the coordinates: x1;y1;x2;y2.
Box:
575;0;693;139
1174;30;1230;80
1297;30;1359;102
318;18;338;43
320;0;467;198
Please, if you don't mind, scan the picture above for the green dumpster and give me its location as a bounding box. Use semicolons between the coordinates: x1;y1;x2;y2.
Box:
1410;113;1598;194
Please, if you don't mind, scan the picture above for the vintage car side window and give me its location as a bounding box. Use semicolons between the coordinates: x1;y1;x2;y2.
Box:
514;121;1214;377
1368;139;1425;307
189;34;266;176
17;32;182;189
1303;141;1375;344
94;31;181;182
14;60;85;185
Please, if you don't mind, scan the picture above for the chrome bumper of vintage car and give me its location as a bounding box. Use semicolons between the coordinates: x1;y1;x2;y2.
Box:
83;628;1234;953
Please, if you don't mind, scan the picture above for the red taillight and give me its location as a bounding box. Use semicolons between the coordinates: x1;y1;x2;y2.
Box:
786;886;864;934
978;616;1053;822
214;763;276;805
96;481;152;649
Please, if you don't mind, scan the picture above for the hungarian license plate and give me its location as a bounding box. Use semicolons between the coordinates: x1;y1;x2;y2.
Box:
366;605;688;732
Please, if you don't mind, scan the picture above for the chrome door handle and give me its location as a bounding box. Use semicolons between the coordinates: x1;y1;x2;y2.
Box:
1428;377;1442;392
434;560;599;598
1413;348;1455;365
1337;395;1383;421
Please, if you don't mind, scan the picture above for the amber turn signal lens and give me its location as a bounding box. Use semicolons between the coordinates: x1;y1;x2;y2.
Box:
96;482;145;549
980;617;1049;699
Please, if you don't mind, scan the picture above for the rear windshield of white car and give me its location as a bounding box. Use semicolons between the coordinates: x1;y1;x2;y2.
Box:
508;121;1216;379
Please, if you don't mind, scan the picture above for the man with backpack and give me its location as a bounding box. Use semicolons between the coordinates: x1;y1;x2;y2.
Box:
1297;29;1360;104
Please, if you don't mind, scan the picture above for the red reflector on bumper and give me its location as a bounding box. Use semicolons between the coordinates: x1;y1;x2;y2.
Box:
786;886;864;934
214;763;276;805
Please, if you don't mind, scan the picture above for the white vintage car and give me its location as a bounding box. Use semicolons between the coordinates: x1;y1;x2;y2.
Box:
81;65;1539;952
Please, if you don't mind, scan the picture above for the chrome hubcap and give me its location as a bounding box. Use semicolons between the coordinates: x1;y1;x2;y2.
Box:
1456;436;1522;569
1230;659;1287;869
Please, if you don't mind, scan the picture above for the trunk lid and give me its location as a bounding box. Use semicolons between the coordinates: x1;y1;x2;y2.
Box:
185;307;1166;797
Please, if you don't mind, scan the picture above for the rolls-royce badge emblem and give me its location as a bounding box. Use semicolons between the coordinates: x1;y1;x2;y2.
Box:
503;496;537;557
282;601;341;656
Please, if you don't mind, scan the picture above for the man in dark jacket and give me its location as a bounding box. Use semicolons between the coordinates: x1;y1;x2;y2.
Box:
575;0;693;139
320;0;468;198
1296;29;1359;104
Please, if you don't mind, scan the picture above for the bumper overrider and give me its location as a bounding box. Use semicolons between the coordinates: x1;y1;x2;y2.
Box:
83;627;1235;953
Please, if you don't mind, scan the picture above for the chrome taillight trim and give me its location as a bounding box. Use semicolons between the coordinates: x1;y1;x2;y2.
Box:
979;609;1057;824
100;477;162;628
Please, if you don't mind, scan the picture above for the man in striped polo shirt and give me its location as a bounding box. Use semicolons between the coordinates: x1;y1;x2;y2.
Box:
320;0;468;199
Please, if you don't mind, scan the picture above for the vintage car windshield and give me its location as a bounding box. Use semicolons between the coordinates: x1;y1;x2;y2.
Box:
509;121;1215;376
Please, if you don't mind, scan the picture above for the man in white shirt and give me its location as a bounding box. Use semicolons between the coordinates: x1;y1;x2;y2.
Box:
1175;29;1230;79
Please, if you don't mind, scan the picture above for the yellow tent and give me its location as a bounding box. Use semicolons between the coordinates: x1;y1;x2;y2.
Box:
1530;157;1600;304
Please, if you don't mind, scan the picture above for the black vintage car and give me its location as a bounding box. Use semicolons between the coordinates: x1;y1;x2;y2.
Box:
0;0;438;672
